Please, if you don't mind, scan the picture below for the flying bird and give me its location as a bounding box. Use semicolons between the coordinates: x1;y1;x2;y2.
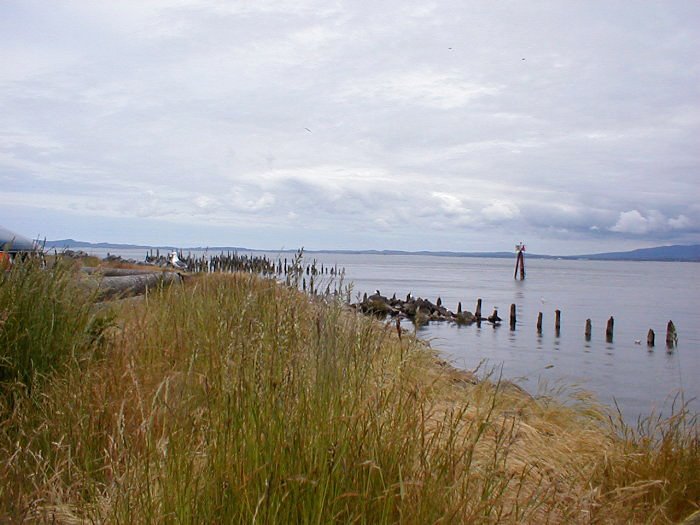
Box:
304;127;312;133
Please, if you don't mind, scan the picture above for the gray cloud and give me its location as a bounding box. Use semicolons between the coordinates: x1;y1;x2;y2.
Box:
1;0;699;253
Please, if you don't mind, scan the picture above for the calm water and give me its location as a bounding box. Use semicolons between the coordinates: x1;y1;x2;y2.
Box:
84;247;700;420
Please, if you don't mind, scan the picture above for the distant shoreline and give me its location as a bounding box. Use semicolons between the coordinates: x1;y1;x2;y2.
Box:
42;239;700;263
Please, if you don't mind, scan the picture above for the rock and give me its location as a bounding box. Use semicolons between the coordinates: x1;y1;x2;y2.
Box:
454;311;476;325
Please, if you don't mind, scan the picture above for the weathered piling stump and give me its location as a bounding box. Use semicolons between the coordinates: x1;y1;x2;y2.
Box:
555;309;561;336
585;319;592;341
457;301;462;314
475;298;482;320
487;308;501;325
536;312;543;334
666;320;677;348
606;316;614;343
509;303;516;330
647;329;655;347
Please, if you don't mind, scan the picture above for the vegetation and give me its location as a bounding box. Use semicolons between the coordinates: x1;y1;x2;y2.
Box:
0;258;104;399
0;260;698;523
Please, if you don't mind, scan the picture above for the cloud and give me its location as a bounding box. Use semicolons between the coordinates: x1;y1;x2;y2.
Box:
339;69;501;110
610;210;692;235
481;200;521;223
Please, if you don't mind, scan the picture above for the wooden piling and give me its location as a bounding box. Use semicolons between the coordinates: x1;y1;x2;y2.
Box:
509;303;516;329
606;316;614;343
457;301;462;314
475;298;482;320
536;312;543;334
666;320;677;348
585;319;592;341
555;309;561;335
647;329;655;347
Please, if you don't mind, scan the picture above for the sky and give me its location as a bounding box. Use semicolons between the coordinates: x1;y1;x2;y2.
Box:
1;1;699;255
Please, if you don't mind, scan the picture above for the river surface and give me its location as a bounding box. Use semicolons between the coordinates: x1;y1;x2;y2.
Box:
82;247;699;421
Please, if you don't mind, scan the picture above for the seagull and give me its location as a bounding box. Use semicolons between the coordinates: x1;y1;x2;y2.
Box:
168;251;187;270
634;340;642;345
304;127;312;133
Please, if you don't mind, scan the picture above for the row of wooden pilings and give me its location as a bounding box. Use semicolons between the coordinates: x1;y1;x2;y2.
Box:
501;300;678;349
145;249;345;280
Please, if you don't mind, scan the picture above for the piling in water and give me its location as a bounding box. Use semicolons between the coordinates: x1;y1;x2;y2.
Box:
536;312;543;334
555;309;561;336
647;329;655;347
666;320;677;348
606;316;614;343
514;243;525;280
509;303;516;330
475;298;482;320
585;319;592;341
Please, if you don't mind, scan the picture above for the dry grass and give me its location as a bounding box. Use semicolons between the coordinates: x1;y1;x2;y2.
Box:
0;265;698;523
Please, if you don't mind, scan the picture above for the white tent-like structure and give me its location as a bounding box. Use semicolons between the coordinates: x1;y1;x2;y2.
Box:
0;225;36;253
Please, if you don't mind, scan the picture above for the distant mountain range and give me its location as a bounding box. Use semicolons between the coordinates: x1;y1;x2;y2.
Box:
43;239;700;262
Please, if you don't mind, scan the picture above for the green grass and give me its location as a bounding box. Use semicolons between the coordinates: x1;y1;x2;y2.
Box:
0;264;698;523
0;257;106;401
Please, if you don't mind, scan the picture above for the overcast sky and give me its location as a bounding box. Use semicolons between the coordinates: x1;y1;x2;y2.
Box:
1;1;699;254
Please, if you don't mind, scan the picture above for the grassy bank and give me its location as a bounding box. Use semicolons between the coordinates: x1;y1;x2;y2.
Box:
1;261;698;523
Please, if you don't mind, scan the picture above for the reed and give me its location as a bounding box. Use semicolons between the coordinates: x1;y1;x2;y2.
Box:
0;266;698;523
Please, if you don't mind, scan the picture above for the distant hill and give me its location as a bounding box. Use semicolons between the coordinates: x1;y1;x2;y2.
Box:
572;244;700;262
43;239;700;262
45;239;154;250
44;239;248;252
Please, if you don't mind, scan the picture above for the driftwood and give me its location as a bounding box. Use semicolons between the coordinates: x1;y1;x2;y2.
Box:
82;270;182;300
81;267;161;277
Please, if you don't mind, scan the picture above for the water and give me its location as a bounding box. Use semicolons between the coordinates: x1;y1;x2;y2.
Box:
81;247;700;420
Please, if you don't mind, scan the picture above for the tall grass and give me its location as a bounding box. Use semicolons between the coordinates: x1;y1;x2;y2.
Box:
0;267;698;523
0;257;104;401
